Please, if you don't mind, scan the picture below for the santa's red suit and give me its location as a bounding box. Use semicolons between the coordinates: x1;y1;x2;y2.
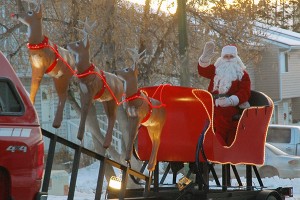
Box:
198;43;251;146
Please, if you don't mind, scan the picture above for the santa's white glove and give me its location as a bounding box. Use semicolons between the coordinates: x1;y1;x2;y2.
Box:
199;41;218;67
239;101;250;109
215;95;239;107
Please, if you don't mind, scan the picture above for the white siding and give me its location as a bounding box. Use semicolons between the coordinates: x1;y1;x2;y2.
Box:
255;46;281;100
281;50;300;98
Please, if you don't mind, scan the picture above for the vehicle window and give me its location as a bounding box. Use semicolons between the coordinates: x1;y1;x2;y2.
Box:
266;127;291;143
0;78;24;115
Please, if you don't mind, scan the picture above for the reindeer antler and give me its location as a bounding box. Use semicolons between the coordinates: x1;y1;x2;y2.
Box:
22;0;42;5
22;0;42;8
74;17;97;41
21;0;35;10
22;0;36;4
78;17;97;34
127;48;146;65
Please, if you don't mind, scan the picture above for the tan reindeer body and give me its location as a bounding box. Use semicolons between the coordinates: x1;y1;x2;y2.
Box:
115;50;166;171
12;2;75;128
77;66;121;103
67;34;123;148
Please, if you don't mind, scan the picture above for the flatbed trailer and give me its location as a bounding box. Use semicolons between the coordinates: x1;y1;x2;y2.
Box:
106;161;293;200
40;128;293;200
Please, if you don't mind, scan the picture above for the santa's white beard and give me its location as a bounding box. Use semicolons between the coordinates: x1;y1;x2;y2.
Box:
213;56;246;94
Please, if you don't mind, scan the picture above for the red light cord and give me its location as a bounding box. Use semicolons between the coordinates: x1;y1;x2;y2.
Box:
27;37;168;108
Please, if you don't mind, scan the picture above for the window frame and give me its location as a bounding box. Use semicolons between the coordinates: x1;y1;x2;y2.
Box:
0;77;25;116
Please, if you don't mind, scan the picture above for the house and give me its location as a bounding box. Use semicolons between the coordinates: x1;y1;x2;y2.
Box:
252;22;300;125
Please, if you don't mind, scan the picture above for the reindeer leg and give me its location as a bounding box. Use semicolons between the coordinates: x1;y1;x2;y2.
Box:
30;66;45;105
102;100;118;148
125;116;139;162
146;126;162;171
52;76;70;128
77;86;93;141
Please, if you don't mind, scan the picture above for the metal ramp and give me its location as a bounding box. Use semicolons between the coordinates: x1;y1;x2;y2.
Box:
40;129;152;200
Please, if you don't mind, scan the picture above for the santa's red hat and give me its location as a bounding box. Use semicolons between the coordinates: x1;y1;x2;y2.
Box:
221;45;237;57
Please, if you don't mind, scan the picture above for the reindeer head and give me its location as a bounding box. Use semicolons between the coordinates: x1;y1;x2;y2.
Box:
67;18;97;66
114;66;138;83
11;0;42;27
114;49;145;96
67;35;90;58
115;48;145;82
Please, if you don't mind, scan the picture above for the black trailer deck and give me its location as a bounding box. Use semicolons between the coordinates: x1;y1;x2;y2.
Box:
108;186;288;200
40;129;293;200
106;161;293;200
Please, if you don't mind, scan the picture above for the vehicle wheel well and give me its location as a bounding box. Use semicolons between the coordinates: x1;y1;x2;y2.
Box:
259;165;279;178
256;190;283;200
0;167;11;200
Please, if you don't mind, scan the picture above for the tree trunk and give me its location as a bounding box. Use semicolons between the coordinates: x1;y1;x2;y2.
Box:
103;0;117;71
177;0;190;87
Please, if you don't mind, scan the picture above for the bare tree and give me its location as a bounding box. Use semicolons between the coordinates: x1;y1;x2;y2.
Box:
0;0;266;186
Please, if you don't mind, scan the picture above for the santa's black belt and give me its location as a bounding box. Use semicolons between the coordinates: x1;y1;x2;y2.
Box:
211;94;230;99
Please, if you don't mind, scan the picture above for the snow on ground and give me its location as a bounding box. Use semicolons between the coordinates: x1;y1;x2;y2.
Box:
47;162;300;200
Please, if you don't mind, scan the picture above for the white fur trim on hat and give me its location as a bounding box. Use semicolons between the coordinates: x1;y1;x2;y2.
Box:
221;45;237;57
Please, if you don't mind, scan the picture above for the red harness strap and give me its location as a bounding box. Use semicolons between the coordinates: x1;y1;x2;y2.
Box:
125;90;153;123
27;36;59;74
76;64;95;78
45;44;58;74
76;65;106;100
27;36;49;50
141;97;153;123
93;70;106;100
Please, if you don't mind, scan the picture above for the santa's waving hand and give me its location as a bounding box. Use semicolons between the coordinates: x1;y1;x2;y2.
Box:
197;41;251;146
199;41;218;67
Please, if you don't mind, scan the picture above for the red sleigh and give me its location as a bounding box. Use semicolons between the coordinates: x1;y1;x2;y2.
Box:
136;85;273;165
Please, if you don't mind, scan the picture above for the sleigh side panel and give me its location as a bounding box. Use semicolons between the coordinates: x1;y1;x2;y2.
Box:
137;86;211;162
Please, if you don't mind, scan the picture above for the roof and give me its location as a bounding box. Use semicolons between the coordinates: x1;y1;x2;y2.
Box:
254;22;300;49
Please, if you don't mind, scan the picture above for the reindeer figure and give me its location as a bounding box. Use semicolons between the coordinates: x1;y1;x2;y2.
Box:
11;0;75;128
115;49;166;171
67;24;124;148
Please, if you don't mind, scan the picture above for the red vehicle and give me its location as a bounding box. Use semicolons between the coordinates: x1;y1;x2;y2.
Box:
0;51;45;200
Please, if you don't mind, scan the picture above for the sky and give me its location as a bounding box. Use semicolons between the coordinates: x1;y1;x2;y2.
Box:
47;161;300;200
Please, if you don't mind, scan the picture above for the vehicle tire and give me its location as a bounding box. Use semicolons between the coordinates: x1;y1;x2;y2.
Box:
259;166;279;178
0;167;10;200
256;190;283;200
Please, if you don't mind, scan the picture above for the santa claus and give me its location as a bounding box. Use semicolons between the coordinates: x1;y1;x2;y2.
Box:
198;41;251;146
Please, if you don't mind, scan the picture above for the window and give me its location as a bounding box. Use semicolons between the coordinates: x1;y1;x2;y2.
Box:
284;53;289;72
0;78;24;114
271;105;278;124
266;127;291;143
42;91;48;100
279;52;289;73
